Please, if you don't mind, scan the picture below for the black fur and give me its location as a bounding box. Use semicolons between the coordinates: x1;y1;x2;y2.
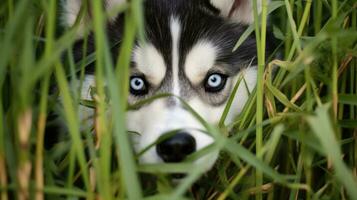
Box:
72;0;275;76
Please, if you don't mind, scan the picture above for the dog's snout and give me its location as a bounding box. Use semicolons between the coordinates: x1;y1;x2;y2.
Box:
156;132;196;162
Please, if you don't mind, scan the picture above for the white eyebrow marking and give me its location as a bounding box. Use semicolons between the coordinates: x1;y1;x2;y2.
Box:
170;17;181;98
184;41;217;84
132;44;166;85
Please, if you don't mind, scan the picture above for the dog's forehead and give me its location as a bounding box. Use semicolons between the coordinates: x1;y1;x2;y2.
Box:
142;0;225;63
137;0;255;72
73;0;259;77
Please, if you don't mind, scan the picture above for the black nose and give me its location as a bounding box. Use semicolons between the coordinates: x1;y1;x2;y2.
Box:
156;132;196;162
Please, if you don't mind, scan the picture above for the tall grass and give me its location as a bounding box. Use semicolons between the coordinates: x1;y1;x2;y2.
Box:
0;0;357;199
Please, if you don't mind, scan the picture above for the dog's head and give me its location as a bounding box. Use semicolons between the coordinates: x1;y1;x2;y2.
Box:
62;0;270;172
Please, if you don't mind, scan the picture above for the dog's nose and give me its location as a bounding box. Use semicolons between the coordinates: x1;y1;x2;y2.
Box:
156;132;196;162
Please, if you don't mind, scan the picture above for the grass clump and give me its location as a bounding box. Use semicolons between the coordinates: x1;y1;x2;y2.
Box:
0;0;357;200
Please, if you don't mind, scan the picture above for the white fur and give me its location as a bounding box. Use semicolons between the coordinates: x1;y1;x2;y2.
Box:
66;0;260;173
132;44;166;85
127;18;221;169
210;0;268;24
127;65;256;169
79;74;96;101
105;0;127;21
226;67;257;124
61;0;80;27
210;0;235;19
126;98;218;169
106;0;126;10
61;0;125;36
170;17;181;97
184;41;218;84
186;67;257;125
77;75;96;131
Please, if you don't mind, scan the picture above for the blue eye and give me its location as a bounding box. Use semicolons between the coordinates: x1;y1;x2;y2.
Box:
204;73;227;93
207;74;222;87
130;76;148;96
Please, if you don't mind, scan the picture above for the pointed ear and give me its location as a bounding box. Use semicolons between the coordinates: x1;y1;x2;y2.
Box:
209;0;269;24
60;0;125;36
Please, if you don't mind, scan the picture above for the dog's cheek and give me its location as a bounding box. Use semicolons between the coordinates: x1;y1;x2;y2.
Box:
126;99;168;163
225;67;257;124
188;97;226;124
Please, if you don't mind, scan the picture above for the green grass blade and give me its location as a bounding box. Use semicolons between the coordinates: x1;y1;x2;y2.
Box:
307;104;357;200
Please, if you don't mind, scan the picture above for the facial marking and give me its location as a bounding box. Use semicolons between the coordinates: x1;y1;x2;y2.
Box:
170;17;181;97
184;41;218;85
132;44;166;86
186;67;257;125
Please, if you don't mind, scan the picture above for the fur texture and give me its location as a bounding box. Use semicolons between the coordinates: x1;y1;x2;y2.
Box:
61;0;273;173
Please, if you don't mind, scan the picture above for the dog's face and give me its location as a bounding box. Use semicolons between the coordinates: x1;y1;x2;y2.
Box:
63;0;268;172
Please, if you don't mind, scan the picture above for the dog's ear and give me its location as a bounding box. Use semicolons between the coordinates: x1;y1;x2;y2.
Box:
209;0;269;24
60;0;125;36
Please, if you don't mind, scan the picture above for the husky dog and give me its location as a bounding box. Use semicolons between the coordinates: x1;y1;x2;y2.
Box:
61;0;272;173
